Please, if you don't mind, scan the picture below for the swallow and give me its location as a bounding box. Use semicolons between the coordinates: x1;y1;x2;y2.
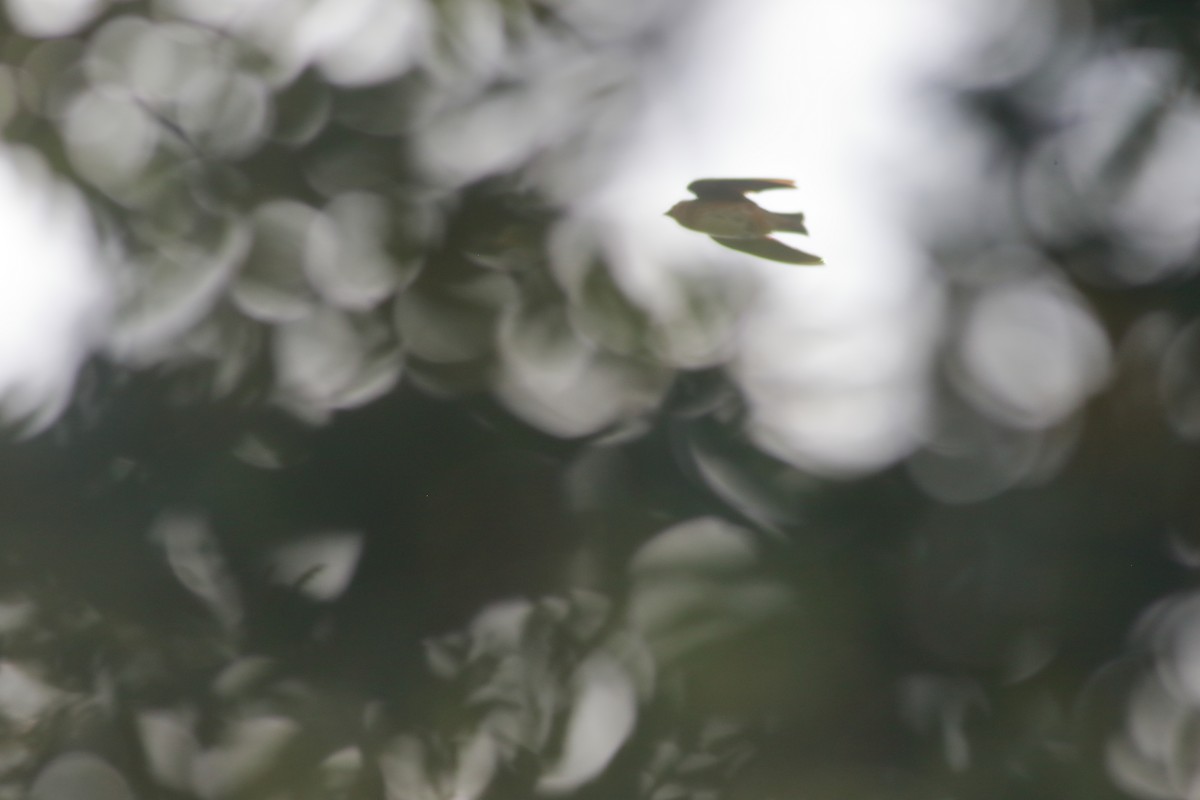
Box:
666;178;823;265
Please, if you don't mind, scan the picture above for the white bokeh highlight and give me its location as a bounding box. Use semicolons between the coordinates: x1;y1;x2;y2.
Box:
0;146;110;430
580;0;994;473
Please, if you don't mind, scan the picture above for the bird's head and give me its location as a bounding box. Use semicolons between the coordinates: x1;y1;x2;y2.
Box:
665;201;688;221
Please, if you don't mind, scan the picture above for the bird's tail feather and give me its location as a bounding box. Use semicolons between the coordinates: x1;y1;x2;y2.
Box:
769;211;809;235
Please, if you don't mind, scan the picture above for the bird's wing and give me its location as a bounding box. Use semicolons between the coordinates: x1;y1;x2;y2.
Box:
710;236;824;265
687;178;796;200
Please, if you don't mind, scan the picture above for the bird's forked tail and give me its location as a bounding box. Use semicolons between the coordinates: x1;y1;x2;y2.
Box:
769;211;809;235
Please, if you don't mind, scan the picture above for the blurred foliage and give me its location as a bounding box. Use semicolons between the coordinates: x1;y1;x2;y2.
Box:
6;1;1200;800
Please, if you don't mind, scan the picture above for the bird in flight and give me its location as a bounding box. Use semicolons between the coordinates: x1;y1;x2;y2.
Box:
666;178;823;265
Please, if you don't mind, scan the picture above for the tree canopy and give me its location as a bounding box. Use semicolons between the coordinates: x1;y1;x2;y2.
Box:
2;2;1200;799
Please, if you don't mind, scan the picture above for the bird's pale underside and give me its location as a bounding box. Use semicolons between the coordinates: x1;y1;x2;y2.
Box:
666;178;823;265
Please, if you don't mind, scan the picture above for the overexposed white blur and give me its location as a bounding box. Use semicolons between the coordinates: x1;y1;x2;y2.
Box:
560;0;1129;477
571;0;972;474
0;0;1099;470
0;146;110;430
0;0;1128;468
